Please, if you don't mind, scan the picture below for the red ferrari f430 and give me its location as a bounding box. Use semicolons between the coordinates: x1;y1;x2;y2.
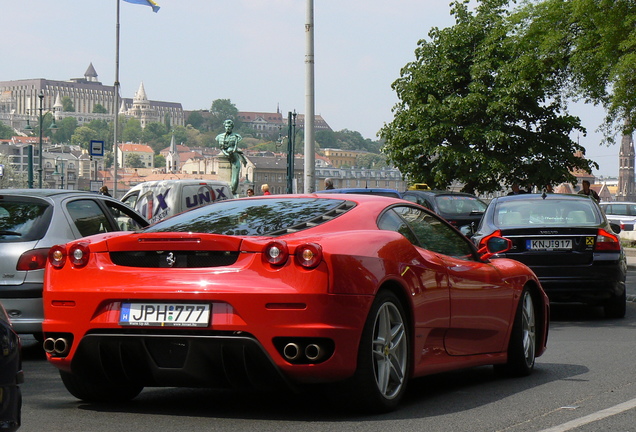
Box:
43;195;549;412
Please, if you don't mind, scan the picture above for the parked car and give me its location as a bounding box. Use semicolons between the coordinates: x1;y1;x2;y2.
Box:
599;201;636;231
0;189;149;338
121;179;233;224
472;193;626;318
43;194;549;412
0;301;22;432
316;187;402;198
401;190;487;233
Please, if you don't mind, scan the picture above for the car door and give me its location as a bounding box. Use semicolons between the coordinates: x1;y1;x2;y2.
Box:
391;205;514;356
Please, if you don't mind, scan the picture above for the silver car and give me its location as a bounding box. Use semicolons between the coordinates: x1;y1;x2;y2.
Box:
0;189;148;338
599;202;636;231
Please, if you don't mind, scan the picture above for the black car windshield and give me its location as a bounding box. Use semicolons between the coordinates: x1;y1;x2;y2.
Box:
144;197;354;236
435;195;487;216
495;198;601;226
0;200;52;242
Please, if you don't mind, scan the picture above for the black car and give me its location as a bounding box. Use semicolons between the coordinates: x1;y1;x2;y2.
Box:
316;187;402;198
0;301;21;431
472;193;626;318
401;190;487;232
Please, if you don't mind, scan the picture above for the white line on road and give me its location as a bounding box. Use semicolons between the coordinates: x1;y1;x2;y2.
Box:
539;397;636;432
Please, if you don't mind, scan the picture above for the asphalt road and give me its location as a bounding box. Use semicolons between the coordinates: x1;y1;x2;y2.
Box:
15;267;636;432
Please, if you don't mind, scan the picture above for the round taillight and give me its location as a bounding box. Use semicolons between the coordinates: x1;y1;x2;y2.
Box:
264;241;289;266
295;243;322;269
69;242;90;268
48;245;67;269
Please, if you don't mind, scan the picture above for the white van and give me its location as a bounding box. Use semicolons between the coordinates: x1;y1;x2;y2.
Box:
121;179;233;223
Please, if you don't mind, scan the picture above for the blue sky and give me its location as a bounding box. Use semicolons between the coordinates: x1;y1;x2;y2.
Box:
4;0;618;176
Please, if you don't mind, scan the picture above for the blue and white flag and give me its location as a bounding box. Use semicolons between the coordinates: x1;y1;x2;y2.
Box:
122;0;160;13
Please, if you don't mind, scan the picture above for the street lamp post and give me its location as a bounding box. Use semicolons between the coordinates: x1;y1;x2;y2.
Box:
34;91;58;188
53;157;65;189
37;92;44;188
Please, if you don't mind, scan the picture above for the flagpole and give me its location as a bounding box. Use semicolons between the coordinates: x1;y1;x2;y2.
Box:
113;0;120;198
304;0;315;193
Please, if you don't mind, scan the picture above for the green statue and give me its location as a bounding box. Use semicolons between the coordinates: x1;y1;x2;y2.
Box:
216;119;247;194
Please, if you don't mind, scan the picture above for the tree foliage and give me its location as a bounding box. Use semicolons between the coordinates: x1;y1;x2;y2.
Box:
92;104;108;114
209;99;239;132
380;0;596;193
61;96;75;112
520;0;636;141
0;123;14;139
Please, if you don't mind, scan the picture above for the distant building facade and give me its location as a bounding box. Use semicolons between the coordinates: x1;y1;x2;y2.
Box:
0;64;184;134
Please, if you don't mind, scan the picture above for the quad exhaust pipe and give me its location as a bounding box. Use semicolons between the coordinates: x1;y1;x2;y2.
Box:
43;337;70;356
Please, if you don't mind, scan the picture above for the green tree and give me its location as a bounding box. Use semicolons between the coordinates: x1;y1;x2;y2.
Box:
92;104;108;114
356;153;388;169
154;154;166;168
61;96;75;112
186;111;205;130
122;118;142;143
0;154;27;188
0;123;14;139
125;153;145;168
54;117;78;144
209;99;239;131
380;0;595;193
521;0;636;141
71;126;98;149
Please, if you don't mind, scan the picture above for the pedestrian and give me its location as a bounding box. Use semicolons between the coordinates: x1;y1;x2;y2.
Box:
246;188;254;197
577;180;600;201
507;183;526;195
261;184;271;195
324;178;335;190
99;186;111;197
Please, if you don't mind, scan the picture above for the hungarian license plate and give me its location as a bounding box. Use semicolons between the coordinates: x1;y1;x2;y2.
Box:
526;239;572;250
119;303;211;327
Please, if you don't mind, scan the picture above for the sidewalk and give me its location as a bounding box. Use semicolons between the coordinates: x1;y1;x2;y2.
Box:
624;248;636;303
625;247;636;270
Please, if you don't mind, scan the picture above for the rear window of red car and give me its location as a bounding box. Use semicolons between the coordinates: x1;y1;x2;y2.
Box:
144;198;354;236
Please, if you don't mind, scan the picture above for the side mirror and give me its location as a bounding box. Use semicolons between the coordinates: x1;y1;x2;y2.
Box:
479;236;512;260
610;222;622;234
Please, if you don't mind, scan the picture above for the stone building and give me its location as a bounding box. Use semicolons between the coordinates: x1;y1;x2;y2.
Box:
0;64;184;134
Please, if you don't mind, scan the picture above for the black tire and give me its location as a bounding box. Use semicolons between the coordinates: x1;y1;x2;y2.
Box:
604;287;626;319
495;288;536;377
346;290;410;413
60;370;143;403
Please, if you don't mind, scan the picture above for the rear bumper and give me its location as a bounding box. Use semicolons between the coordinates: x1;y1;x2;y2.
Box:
0;297;43;335
533;262;626;303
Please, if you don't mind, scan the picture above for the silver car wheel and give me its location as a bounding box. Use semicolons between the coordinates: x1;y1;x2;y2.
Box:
520;290;536;367
371;301;408;399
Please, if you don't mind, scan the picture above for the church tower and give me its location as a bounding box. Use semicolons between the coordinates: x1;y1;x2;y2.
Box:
617;124;636;201
165;132;180;173
128;82;159;128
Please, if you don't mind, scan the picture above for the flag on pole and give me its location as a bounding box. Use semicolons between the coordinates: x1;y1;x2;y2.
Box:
122;0;160;13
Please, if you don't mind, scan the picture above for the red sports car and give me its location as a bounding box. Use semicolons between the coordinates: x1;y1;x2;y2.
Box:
43;195;549;412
